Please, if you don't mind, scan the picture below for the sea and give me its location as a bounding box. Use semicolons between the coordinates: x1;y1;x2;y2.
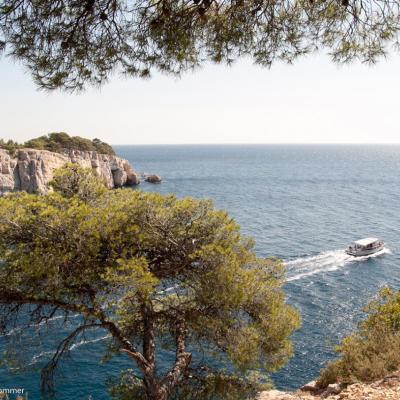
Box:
1;144;400;399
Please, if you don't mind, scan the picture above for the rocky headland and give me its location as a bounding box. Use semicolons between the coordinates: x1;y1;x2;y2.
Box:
0;148;140;194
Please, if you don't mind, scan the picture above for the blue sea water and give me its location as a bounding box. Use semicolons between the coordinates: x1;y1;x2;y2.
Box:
1;144;400;398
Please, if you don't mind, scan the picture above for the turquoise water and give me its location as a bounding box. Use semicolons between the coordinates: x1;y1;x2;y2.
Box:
1;145;400;398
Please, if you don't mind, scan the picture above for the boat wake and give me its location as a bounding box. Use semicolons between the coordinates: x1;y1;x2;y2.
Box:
69;334;111;351
3;314;81;337
285;247;391;282
25;335;111;367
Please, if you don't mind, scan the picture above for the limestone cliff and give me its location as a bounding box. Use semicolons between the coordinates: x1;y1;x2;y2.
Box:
0;148;139;194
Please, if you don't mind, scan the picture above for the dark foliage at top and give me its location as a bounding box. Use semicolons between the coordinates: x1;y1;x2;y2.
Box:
1;0;399;91
0;133;115;155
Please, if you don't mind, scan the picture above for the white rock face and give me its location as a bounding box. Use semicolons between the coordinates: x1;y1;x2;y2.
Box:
300;380;319;393
257;390;296;400
0;148;140;194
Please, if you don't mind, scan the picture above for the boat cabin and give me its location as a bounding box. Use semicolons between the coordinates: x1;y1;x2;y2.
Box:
346;237;384;256
353;237;381;249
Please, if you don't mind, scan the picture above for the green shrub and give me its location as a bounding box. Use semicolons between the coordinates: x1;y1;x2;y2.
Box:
50;163;107;201
318;287;400;388
0;174;300;400
25;132;116;155
0;139;22;155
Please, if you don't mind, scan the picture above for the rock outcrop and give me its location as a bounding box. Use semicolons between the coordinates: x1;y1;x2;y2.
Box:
257;371;400;400
145;174;162;183
0;148;140;194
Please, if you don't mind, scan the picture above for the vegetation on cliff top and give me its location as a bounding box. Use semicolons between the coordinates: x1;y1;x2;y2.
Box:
0;132;115;155
0;165;300;400
318;287;400;388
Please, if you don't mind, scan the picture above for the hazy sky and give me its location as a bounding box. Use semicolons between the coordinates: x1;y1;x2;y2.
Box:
1;53;400;144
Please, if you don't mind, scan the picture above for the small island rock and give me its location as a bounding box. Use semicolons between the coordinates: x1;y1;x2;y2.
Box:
145;174;162;183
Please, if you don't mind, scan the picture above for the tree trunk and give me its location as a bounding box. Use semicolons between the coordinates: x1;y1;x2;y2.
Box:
157;320;192;399
141;303;166;400
139;309;192;400
144;378;168;400
142;303;156;367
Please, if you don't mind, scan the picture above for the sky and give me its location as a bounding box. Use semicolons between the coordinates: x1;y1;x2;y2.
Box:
1;52;400;144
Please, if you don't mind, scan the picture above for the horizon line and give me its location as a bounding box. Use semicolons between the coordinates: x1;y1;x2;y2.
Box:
111;142;400;146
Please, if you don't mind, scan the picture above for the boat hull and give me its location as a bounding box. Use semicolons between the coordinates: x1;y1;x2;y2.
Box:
345;244;384;257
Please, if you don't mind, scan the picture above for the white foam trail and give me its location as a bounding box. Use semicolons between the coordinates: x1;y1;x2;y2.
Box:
4;327;22;337
156;284;179;295
28;351;55;365
285;247;391;282
35;314;81;328
27;335;112;366
69;334;111;351
3;314;81;337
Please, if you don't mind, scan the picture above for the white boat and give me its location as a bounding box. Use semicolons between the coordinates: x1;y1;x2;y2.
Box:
345;237;384;257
